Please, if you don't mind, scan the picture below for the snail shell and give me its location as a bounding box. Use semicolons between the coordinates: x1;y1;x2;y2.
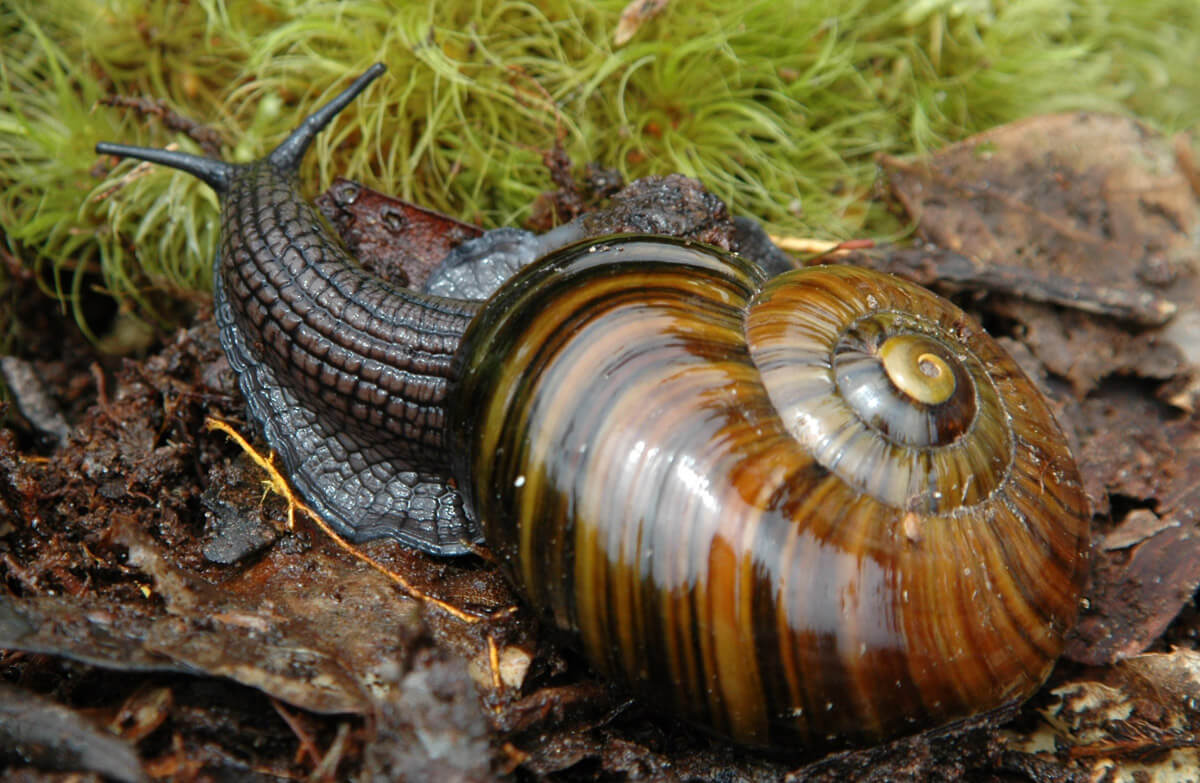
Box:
451;236;1089;747
96;65;1091;749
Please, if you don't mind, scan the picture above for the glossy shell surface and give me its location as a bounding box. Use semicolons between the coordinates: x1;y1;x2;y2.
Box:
448;236;1090;748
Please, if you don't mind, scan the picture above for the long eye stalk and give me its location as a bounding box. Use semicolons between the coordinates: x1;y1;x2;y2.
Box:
94;62;388;192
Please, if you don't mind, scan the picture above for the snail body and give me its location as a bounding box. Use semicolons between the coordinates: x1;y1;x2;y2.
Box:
97;65;1091;749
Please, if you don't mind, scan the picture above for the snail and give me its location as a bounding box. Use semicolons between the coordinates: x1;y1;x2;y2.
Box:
96;64;1091;750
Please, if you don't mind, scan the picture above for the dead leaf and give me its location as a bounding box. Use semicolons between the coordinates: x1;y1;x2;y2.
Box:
1068;518;1200;666
1015;650;1200;779
882;112;1200;400
314;178;483;289
1104;509;1180;550
0;682;148;783
883;113;1199;291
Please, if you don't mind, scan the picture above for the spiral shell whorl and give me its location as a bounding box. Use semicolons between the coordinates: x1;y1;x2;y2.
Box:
745;265;1089;742
450;241;1089;748
747;266;1016;514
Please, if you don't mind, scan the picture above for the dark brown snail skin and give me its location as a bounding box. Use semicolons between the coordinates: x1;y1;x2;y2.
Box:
96;64;1091;750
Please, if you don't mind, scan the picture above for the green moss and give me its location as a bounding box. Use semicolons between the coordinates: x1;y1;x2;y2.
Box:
1;0;1197;337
